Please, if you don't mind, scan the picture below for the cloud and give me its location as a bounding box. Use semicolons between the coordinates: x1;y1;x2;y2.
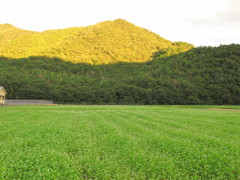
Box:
228;0;240;8
188;0;240;28
187;1;239;36
182;0;240;46
189;12;240;29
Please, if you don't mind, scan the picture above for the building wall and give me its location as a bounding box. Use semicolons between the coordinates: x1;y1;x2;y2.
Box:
0;96;5;104
0;90;6;104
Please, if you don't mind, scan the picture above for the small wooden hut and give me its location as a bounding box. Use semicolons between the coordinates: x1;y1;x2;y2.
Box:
0;86;7;104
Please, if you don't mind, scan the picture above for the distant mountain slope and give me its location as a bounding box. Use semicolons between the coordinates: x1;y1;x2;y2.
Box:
0;19;193;64
0;44;239;104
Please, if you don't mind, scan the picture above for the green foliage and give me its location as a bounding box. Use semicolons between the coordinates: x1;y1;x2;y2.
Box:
0;105;239;179
0;20;239;105
0;19;193;64
0;44;239;105
152;41;194;59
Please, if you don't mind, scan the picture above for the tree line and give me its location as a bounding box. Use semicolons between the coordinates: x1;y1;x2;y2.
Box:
0;44;239;105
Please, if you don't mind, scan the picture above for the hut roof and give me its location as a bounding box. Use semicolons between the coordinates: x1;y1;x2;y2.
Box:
0;86;7;94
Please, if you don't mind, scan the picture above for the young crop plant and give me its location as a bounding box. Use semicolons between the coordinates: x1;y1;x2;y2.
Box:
0;105;239;179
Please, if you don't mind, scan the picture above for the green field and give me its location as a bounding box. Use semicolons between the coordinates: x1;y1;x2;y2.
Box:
0;105;239;179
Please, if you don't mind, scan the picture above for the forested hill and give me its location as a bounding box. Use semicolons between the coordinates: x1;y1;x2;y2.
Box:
0;44;239;105
0;19;193;64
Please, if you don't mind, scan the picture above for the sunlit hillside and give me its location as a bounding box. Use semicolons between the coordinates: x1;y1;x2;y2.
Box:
0;19;193;64
1;19;239;105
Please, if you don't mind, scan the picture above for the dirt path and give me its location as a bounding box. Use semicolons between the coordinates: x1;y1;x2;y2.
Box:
206;108;240;112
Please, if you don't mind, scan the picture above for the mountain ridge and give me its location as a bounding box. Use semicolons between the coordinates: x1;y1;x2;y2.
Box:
0;19;194;64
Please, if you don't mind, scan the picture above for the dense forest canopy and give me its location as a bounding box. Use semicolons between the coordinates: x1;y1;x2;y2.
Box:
0;19;239;105
0;44;239;105
0;19;193;64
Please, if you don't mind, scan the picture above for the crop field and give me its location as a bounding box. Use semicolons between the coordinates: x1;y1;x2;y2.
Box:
0;105;239;179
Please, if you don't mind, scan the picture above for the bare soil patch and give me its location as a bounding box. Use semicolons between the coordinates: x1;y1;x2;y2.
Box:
206;108;240;112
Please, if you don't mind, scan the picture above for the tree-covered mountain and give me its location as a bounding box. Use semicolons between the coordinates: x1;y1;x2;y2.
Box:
0;44;239;105
0;19;239;105
0;19;193;64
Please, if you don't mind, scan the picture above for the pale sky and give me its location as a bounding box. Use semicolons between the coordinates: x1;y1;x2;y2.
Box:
0;0;239;46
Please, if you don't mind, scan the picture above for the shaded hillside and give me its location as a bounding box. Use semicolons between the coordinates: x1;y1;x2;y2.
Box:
0;19;193;64
0;44;239;105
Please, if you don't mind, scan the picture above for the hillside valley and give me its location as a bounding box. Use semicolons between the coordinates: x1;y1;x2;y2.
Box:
0;19;239;105
0;46;239;105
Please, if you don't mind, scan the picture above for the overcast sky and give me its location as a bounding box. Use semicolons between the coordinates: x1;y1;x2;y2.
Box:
0;0;239;46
